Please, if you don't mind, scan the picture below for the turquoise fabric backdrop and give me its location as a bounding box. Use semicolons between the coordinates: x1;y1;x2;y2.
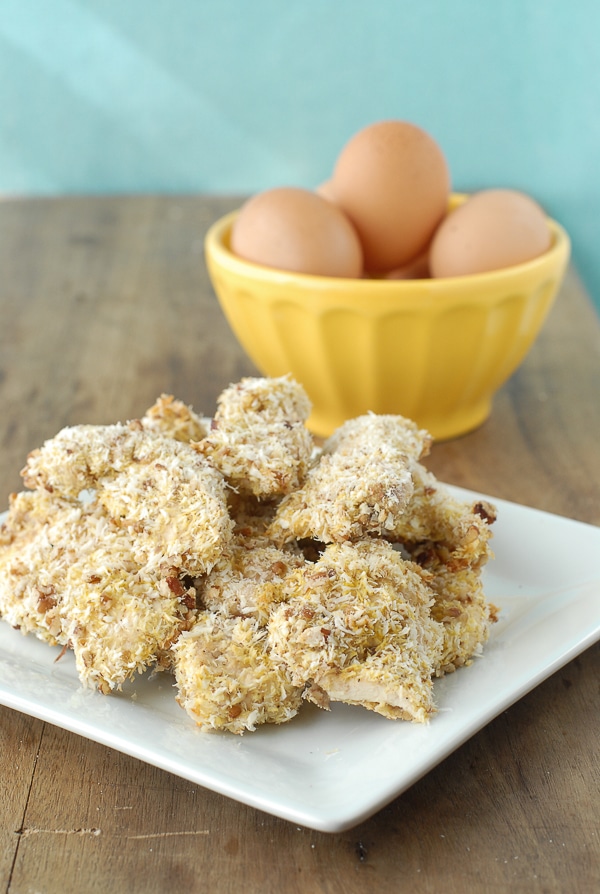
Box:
1;0;599;311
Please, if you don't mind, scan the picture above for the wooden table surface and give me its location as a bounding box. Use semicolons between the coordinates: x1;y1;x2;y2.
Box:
0;196;598;894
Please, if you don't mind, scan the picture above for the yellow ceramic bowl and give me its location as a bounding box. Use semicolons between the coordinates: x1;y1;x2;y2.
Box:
205;196;570;439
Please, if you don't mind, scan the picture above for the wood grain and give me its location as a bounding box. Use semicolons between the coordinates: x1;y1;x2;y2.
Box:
0;196;598;894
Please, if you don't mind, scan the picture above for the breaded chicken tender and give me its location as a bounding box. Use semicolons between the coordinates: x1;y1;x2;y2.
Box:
268;540;444;723
22;423;233;576
140;394;209;443
60;529;197;692
195;376;313;498
414;561;498;675
323;413;432;461
2;420;235;693
199;532;306;625
173;614;303;734
387;463;497;571
0;490;197;692
0;489;85;644
268;414;430;544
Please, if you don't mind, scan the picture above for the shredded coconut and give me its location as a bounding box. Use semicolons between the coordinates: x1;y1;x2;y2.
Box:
0;376;498;732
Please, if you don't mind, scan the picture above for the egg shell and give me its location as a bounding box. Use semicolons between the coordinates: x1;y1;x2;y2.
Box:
230;186;363;278
315;180;338;203
429;189;552;278
384;249;431;280
330;120;450;273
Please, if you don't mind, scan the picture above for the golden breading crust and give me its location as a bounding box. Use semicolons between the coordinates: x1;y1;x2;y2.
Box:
0;490;197;692
414;561;498;675
195;376;314;498
267;540;445;723
22;423;233;577
199;532;306;626
0;490;83;644
173;614;303;734
140;394;209;443
386;462;497;571
267;414;431;544
322;413;432;461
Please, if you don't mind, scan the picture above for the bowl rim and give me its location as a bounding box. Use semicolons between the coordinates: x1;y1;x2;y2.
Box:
204;193;570;291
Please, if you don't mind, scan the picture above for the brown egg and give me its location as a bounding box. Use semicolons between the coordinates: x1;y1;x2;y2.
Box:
315;180;338;202
330;120;450;274
384;249;431;280
430;189;552;278
230;186;363;278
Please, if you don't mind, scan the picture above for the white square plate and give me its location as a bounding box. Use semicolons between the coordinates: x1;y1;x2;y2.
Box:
1;487;599;832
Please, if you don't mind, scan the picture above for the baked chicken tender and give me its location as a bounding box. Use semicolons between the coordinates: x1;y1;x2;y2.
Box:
0;489;85;644
61;524;198;692
268;540;445;723
416;561;498;675
3;420;234;693
195;376;313;498
0;490;197;692
268;414;431;544
388;463;497;571
199;532;306;626
323;413;432;461
173;614;303;734
22;423;233;577
140;394;209;443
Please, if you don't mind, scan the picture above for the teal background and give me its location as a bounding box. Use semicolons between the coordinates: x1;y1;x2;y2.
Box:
1;1;599;311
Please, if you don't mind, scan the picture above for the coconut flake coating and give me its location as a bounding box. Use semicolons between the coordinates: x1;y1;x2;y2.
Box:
199;531;306;626
268;414;430;544
2;418;235;693
0;489;85;644
267;540;445;722
22;423;233;577
195;376;313;498
386;462;496;571
0;489;197;692
173;613;303;734
140;394;209;443
422;562;499;675
322;413;432;461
